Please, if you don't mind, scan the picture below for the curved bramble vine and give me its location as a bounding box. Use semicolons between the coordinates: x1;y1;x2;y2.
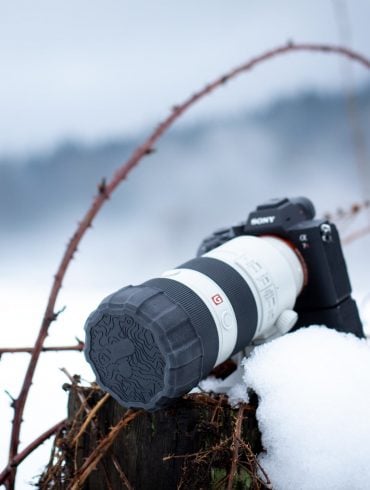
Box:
1;42;370;489
0;420;66;486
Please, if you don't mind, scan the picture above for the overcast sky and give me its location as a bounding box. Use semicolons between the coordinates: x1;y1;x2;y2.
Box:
1;0;370;156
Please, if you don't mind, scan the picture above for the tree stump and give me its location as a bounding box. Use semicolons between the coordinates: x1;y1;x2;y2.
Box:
39;385;267;489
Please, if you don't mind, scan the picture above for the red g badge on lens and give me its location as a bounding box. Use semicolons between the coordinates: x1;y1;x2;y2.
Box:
212;294;223;305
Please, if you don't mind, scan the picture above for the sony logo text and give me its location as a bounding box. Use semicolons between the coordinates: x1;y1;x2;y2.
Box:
250;216;276;226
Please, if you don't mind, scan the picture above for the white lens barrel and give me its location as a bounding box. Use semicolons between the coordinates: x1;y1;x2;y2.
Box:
205;235;304;343
161;235;304;367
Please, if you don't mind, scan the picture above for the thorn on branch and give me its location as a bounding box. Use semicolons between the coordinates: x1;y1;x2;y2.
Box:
98;178;108;196
220;75;230;84
145;147;156;155
287;39;295;47
75;337;84;349
5;391;17;408
52;306;67;322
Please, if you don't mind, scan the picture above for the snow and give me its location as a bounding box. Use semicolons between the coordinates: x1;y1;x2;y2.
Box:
201;325;370;489
227;383;250;407
199;376;226;393
198;366;250;405
243;326;370;490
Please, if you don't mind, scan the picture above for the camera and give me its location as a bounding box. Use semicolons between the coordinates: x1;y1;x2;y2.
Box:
84;197;363;411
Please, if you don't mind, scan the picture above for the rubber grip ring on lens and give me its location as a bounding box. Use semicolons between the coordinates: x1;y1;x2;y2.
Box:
84;282;218;411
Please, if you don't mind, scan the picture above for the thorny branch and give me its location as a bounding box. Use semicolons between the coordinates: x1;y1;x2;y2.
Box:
69;386;132;489
67;410;141;490
111;457;134;490
0;420;66;485
64;376;131;489
343;225;370;245
324;200;370;222
39;387;98;489
227;405;245;490
324;201;370;244
2;42;370;488
0;341;84;357
39;384;131;489
163;397;269;489
71;393;110;446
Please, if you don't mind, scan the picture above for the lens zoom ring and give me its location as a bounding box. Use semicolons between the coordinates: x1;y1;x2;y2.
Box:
180;257;258;354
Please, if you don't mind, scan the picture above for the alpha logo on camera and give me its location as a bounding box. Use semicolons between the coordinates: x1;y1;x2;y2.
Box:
250;216;276;226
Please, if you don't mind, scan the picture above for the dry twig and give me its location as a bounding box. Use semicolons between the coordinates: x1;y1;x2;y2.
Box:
0;341;84;356
67;410;141;490
324;201;370;244
111;456;134;490
227;404;245;490
0;420;66;485
72;393;110;446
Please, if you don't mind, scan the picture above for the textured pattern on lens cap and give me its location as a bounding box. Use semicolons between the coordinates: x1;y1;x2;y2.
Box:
88;312;166;405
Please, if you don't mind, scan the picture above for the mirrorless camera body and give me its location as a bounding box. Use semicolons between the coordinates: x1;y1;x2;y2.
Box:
84;197;363;411
198;196;363;338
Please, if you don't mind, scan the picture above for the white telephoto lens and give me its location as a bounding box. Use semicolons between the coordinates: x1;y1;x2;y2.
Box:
205;235;304;348
85;234;305;410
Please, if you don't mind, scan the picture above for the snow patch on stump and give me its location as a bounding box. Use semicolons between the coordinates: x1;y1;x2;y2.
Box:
242;325;370;490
